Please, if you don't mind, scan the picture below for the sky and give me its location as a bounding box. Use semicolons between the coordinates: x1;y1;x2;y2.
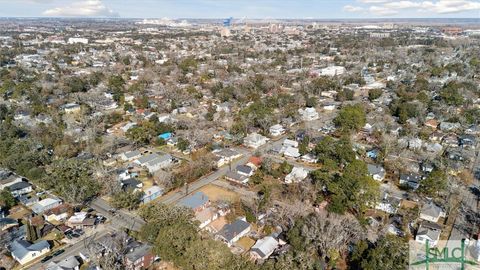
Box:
0;0;479;19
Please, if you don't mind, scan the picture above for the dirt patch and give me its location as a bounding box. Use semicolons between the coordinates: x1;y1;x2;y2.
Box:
198;184;240;203
207;216;228;233
236;236;255;251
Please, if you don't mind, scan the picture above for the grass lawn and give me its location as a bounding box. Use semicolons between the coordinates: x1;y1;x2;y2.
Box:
236;236;255;251
198;184;240;203
8;205;32;220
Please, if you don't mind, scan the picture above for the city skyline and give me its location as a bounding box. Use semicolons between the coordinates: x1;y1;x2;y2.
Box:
0;0;479;19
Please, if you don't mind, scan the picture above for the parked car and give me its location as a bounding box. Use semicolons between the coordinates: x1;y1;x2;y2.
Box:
41;256;53;263
53;249;65;257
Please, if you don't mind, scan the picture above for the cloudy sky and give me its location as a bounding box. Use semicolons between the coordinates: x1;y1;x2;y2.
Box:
0;0;479;18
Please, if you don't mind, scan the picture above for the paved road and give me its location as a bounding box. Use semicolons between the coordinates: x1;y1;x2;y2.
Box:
91;198;145;231
27;230;111;270
158;134;290;205
449;148;480;241
26;132;297;268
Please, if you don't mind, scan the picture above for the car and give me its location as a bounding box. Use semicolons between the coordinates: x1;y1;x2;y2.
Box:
65;234;73;239
41;255;53;263
71;232;81;238
73;229;84;235
52;249;65;257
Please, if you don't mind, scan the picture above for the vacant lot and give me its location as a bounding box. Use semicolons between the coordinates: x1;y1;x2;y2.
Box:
198;184;239;203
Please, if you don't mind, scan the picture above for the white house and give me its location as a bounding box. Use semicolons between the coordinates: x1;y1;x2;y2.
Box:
10;240;50;265
269;124;285;137
136;154;173;173
250;236;279;260
367;164;386;181
244;133;269;149
120;150;141;162
420;203;445;223
285;167;309;184
31;198;62;214
298;107;319;121
415;222;441;247
319;66;346;76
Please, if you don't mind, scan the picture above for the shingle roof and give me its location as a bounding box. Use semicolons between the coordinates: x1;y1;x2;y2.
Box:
218;219;250;242
8;181;31;191
177;192;209;210
10;240;50;260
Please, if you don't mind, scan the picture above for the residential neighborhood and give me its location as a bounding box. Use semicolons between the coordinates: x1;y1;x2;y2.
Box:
0;3;480;270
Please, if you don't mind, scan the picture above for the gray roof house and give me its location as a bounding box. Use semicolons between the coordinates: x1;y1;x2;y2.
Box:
45;256;81;270
216;218;251;247
31;197;62;214
250;236;279;260
367;164;386;181
10;239;50;265
8;181;33;197
420;203;445;223
415;222;442;247
399;173;422;190
225;171;249;185
136;153;172;173
236;165;254;176
120;150;141;161
177;192;209;212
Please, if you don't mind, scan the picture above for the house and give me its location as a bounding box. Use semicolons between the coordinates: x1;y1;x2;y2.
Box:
31;198;62;214
439;122;460;132
124;242;154;270
121;178;143;192
375;192;401;214
9;239;50;265
177;192;209;212
136;153;172;173
66;212;96;229
215;102;231;113
8;181;33;197
243;133;269;149
216;218;251;247
366;149;379;159
62;103;81;114
0;171;23;190
424;119;438;129
250;236;279;260
420;203;445;223
269;124;285;137
283;147;301;158
285;167;309;184
298;107;319;121
399;173;422;190
120;150;141;162
45;256;81;270
196;207;220;229
415;222;442;247
236;165;254;177
367;164;386;181
408;138;422;150
142;186;163;204
43;204;71;222
213;149;243;167
282;139;298;148
225;171;249;185
246;156;262;170
0;218;18;231
301;154;317;163
121;122;137;133
459;135;476;149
